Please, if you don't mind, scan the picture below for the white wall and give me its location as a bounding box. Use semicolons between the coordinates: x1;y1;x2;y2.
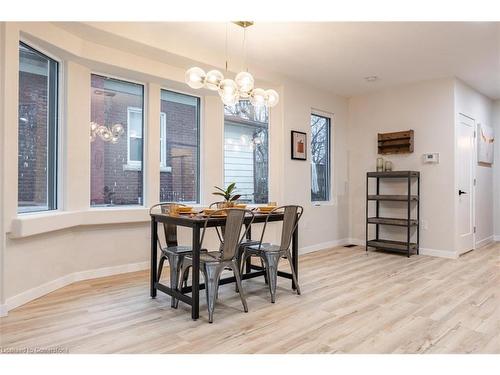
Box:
493;100;500;238
0;23;7;314
454;80;494;247
348;79;457;257
283;80;350;250
0;22;350;313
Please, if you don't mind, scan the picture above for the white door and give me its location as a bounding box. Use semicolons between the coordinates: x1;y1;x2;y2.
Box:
456;114;475;255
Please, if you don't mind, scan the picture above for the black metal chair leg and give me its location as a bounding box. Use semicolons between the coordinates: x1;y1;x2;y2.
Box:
157;256;166;282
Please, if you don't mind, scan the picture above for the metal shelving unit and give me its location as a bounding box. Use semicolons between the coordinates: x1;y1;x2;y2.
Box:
365;171;420;257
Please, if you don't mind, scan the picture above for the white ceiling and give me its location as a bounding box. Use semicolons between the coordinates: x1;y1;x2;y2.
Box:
58;22;500;99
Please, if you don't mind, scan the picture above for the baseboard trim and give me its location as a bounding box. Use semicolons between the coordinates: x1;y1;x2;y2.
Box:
0;304;8;317
4;261;149;316
348;238;457;259
299;238;350;255
492;235;500;242
419;247;458;259
348;238;365;246
475;235;494;249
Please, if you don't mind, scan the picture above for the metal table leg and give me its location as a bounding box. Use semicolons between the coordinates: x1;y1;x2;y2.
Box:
150;218;158;298
191;225;200;320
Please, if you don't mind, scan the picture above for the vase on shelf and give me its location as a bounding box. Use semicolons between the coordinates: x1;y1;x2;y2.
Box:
376;157;384;172
384;161;393;171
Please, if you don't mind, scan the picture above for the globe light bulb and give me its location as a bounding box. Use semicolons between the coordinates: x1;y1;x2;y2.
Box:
185;67;206;89
205;70;224;91
112;123;124;137
250;88;266;107
221;91;240;106
265;89;279;107
218;79;239;98
235;71;254;98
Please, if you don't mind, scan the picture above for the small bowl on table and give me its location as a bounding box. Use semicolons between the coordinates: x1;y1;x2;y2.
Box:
177;206;193;214
257;206;276;213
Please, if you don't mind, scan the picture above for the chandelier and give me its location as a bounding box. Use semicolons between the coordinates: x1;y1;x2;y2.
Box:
90;122;124;144
90;88;125;143
185;21;279;108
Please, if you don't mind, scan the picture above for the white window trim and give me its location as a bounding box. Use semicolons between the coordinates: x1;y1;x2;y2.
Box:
126;106;143;168
124;110;172;172
160;112;167;168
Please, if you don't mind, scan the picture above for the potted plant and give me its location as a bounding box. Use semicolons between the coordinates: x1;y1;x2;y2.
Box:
212;182;241;208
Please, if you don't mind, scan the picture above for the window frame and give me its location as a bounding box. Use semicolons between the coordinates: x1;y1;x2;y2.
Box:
159;89;201;204
17;41;61;214
90;73;145;207
223;101;270;204
310;112;332;203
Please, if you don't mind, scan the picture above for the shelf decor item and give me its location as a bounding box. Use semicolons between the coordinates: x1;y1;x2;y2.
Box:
378;130;414;155
376;157;384;172
384;160;393;171
365;171;420;257
291;131;307;160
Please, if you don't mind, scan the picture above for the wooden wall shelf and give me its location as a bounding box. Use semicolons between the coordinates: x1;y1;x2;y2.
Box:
378;130;414;155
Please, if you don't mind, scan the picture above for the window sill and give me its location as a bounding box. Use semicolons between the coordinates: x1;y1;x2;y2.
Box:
122;164;172;173
311;198;337;207
122;163;142;171
9;207;150;238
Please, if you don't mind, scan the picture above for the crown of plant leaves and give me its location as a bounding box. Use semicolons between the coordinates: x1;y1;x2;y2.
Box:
213;182;241;202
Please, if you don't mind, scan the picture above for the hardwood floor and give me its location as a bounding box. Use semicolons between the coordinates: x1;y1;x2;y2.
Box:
1;243;499;353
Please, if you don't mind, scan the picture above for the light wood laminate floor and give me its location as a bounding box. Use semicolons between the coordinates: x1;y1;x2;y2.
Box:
1;244;500;353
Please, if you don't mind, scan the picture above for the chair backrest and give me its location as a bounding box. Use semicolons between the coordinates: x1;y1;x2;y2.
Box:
258;205;304;251
200;208;254;261
149;202;186;248
209;201;226;209
279;205;303;250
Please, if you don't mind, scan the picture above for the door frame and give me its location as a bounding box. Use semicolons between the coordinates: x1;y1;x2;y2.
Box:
455;112;476;256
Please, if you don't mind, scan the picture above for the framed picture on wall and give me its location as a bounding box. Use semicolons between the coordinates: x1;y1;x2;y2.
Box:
291;131;307;160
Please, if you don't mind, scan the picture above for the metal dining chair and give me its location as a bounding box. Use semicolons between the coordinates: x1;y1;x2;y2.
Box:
241;205;303;303
149;202;199;308
181;208;255;323
208;201;262;286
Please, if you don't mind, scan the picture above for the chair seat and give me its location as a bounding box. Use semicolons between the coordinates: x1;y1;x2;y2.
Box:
185;251;225;263
161;245;208;255
245;243;283;253
239;239;260;248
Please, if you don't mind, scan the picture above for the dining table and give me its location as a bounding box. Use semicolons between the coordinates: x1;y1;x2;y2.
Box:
149;210;299;320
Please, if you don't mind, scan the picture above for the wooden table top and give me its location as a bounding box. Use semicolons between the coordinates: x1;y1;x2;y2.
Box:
150;211;285;227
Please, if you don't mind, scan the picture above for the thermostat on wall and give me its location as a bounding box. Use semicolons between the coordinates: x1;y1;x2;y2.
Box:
423;153;439;164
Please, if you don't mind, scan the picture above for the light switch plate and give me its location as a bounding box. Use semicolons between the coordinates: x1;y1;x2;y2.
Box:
423;153;439;163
